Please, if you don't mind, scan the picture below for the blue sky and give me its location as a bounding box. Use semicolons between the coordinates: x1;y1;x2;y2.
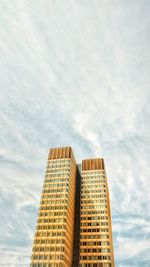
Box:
0;1;150;266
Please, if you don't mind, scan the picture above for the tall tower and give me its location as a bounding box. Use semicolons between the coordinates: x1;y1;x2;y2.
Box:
79;158;114;267
30;147;77;267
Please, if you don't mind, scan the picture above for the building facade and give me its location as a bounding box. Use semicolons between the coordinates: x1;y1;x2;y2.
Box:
31;147;77;267
30;147;114;267
79;159;114;267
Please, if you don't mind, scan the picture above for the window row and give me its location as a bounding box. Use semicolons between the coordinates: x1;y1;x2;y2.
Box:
80;255;111;260
40;205;67;211
45;168;70;173
81;221;108;227
81;185;106;190
80;241;110;246
81;215;108;221
38;211;67;217
81;179;106;185
80;234;109;239
44;178;68;183
81;191;106;198
40;199;68;205
82;170;104;175
33;246;64;252
34;239;65;245
80;228;109;233
81;174;106;183
32;254;64;261
47;159;70;163
46;162;70;168
42;188;68;194
45;173;70;178
41;193;68;199
80;248;110;253
31;263;64;267
37;218;66;224
81;201;107;209
35;231;65;237
81;207;107;215
36;225;66;230
81;196;106;203
81;189;106;195
43;182;69;189
79;263;111;267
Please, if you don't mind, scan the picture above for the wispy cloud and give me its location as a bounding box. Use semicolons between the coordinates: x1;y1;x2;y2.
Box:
0;0;150;266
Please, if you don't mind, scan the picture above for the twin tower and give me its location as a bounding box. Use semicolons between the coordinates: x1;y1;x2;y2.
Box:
30;147;115;267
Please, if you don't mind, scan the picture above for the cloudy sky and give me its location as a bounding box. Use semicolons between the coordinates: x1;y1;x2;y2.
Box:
0;1;150;266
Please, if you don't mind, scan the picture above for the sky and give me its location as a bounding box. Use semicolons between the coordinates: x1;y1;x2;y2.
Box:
0;0;150;266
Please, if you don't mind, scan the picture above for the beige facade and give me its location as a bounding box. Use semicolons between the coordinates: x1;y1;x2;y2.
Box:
30;147;114;267
79;159;114;267
30;147;77;267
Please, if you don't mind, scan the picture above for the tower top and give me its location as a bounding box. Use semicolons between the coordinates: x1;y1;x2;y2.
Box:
82;158;105;171
48;146;72;160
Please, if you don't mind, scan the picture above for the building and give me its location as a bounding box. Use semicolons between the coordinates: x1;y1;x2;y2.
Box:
79;159;114;267
30;147;114;267
30;147;77;267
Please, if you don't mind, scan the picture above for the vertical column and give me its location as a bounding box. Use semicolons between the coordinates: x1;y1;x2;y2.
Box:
30;147;77;267
79;158;115;267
